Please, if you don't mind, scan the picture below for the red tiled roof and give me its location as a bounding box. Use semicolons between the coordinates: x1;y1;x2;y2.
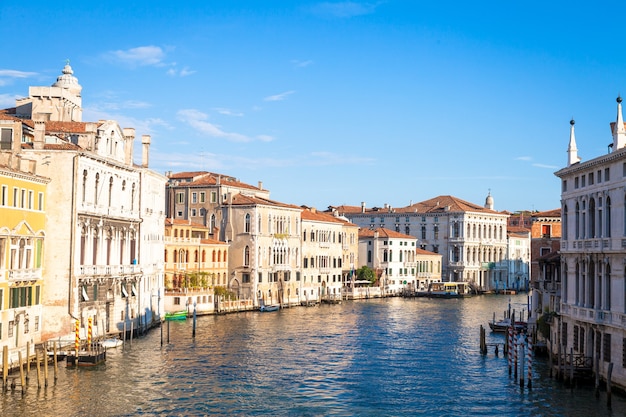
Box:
358;227;415;239
533;208;561;218
45;121;89;134
415;248;440;256
301;208;346;224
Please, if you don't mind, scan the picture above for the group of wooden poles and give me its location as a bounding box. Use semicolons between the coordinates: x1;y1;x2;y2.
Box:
480;322;533;390
1;341;63;395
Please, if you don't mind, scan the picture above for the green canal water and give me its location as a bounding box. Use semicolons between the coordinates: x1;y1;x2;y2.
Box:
1;294;625;416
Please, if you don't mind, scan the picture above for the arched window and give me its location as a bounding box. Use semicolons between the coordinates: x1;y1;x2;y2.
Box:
563;204;568;240
575;202;580;239
589;198;596;238
606;197;612;237
245;213;251;233
244;246;250;266
212;250;216;262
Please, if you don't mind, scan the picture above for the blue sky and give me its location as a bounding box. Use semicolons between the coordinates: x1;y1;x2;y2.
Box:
2;1;625;213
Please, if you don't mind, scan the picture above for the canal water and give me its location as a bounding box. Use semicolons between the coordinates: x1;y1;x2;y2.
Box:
2;294;626;416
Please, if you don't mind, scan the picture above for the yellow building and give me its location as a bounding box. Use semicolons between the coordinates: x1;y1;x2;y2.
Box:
163;219;229;314
0;159;49;359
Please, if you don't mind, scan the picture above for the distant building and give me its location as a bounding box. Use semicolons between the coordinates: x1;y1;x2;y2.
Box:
554;97;626;390
163;219;229;315
506;227;530;292
358;228;421;295
331;193;509;291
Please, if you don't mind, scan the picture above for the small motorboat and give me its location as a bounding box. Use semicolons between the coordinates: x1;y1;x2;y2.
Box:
489;318;527;333
100;338;123;349
260;304;279;312
165;310;188;320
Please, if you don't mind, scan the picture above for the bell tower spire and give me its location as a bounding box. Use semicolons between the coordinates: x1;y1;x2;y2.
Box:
567;119;580;166
612;96;626;151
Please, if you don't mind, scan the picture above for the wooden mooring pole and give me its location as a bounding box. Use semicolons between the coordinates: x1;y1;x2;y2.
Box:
607;362;614;408
18;352;25;395
35;349;42;389
2;345;8;391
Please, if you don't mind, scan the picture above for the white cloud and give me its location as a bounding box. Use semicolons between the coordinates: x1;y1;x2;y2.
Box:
0;93;20;107
177;108;252;142
309;1;380;18
167;66;196;77
264;90;295;102
215;107;244;117
257;134;275;142
106;46;166;67
0;69;38;78
532;163;559;169
291;59;313;68
515;156;532;161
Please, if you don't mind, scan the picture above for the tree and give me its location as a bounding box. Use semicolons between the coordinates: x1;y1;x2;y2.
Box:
357;266;376;286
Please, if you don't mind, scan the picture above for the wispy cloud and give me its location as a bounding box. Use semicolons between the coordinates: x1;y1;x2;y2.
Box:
515;156;532;161
178;109;274;142
167;66;196;77
291;59;313;68
309;1;381;18
0;93;20;107
105;46;167;67
264;90;295;102
215;107;244;117
0;69;38;87
532;163;559;169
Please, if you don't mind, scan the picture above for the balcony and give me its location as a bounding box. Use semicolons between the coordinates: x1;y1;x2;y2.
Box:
164;237;202;244
79;264;140;277
8;268;43;282
561;303;626;327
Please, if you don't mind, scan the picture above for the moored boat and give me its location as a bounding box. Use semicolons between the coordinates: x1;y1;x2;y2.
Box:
100;337;123;348
165;310;188;320
489;318;527;333
260;304;279;312
427;281;473;298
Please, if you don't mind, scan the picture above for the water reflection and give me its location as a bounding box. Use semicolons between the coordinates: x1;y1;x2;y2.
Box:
1;295;625;416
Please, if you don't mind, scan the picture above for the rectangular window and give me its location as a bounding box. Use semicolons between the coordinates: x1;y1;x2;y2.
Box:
200;192;206;203
174;297;180;305
191;192;197;203
588;172;594;185
13;187;18;207
28;190;33;210
575;177;579;189
190;208;197;217
176;192;185;204
20;189;26;208
258;272;263;283
597;170;602;183
0;128;12;150
562;180;567;192
242;273;250;283
211;192;217;203
605;167;610;181
1;185;6;205
581;175;586;187
35;316;39;331
38;192;44;211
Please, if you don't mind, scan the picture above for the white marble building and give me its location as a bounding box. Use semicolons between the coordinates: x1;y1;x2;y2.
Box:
554;97;626;391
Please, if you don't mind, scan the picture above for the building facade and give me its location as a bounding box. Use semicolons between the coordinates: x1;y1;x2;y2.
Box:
0;150;49;360
332;194;509;291
554;97;626;390
358;228;421;295
1;63;166;341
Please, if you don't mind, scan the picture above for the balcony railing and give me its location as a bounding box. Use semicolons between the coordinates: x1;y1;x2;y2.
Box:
8;268;43;282
79;264;140;276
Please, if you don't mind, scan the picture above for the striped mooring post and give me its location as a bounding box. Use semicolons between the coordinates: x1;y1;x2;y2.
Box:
507;326;513;375
527;335;533;389
88;317;93;347
75;319;80;354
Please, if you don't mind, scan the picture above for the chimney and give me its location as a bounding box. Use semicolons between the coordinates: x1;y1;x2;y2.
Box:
141;134;151;168
258;181;263;190
123;128;135;165
361;202;366;213
33;121;45;150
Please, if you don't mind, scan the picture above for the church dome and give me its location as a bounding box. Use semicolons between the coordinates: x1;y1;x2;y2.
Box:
52;62;82;94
